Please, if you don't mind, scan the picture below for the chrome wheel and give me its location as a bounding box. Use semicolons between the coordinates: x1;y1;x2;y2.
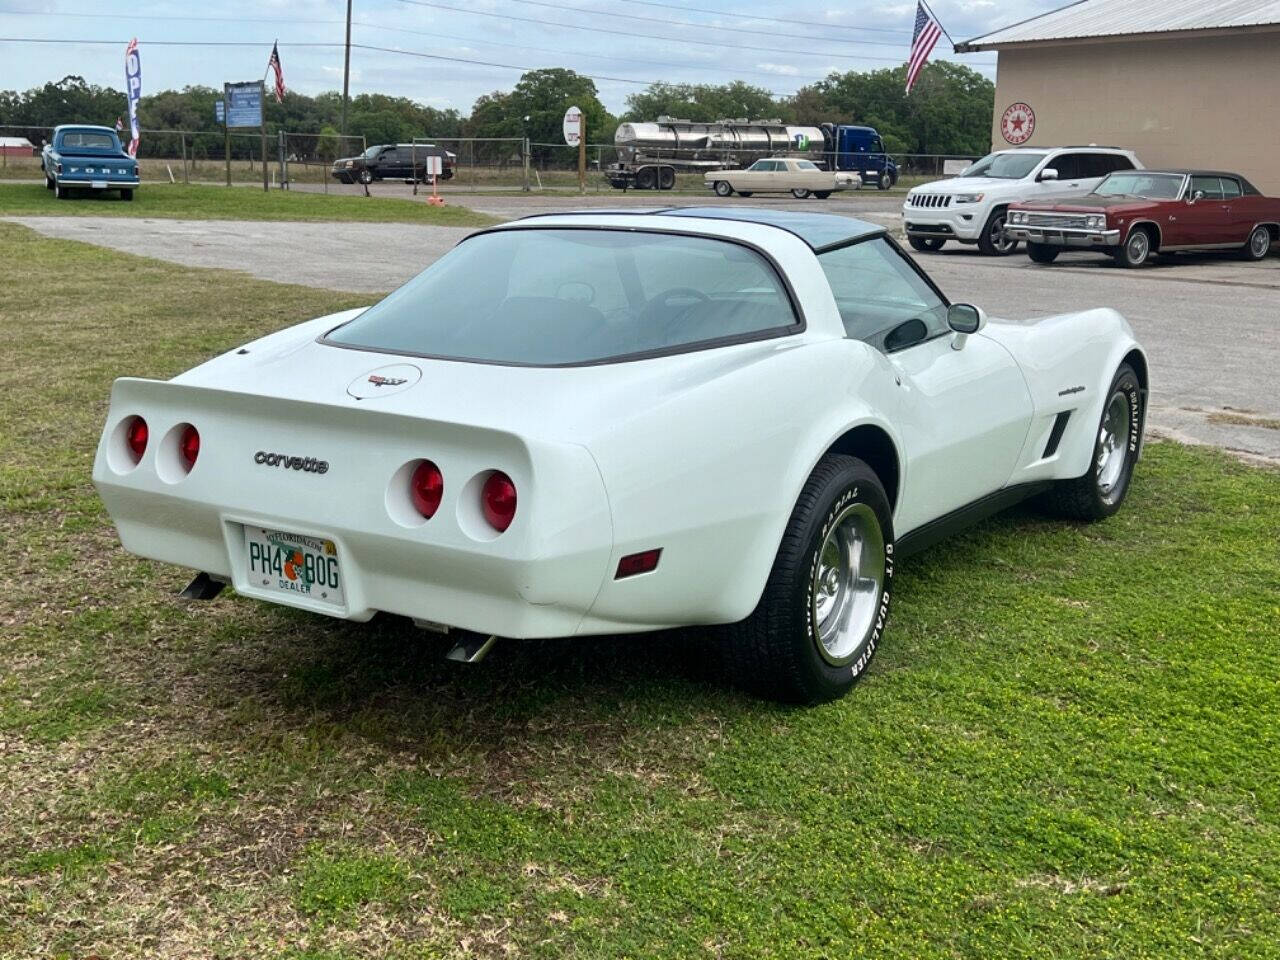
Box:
1250;227;1270;258
990;215;1015;253
1096;390;1130;495
811;503;886;665
1125;230;1149;265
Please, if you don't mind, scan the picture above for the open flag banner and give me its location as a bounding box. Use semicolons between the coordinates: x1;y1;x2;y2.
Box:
906;1;943;95
124;38;141;156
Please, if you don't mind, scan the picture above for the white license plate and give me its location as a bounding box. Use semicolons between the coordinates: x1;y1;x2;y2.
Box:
90;180;107;189
244;526;345;608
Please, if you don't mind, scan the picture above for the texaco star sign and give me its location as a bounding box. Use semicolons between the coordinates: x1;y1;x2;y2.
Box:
1001;102;1036;145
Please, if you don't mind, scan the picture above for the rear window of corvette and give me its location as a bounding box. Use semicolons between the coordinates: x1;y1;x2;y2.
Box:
323;228;802;365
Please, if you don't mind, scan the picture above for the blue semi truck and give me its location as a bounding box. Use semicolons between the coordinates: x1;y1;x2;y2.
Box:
607;117;898;190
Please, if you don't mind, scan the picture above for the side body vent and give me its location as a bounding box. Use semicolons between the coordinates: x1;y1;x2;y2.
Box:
1043;411;1072;459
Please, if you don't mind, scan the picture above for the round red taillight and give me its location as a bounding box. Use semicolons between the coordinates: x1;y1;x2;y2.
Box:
481;471;517;533
179;425;200;469
410;460;444;519
125;416;148;462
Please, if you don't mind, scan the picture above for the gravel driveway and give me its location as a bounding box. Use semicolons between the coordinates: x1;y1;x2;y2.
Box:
9;213;1279;464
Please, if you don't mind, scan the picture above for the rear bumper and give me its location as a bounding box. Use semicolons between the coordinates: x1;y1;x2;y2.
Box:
1006;226;1121;248
92;378;617;639
58;178;139;188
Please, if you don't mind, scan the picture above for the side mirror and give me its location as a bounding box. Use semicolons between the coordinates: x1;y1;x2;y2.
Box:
1039;167;1059;182
948;303;987;350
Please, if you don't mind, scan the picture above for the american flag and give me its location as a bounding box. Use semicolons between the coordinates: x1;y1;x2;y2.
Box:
906;1;943;94
267;42;286;103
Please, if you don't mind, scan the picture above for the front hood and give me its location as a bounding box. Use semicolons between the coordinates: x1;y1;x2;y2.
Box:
1012;197;1153;214
173;309;819;447
914;176;1017;194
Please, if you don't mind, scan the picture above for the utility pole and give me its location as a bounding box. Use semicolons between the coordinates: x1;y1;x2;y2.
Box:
341;0;353;136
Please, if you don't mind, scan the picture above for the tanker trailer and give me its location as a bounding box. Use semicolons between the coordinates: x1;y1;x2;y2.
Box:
606;117;829;190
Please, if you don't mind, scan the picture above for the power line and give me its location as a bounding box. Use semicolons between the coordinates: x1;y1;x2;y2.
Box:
491;0;910;47
388;0;924;62
0;36;808;94
350;20;840;84
348;42;801;92
603;0;916;35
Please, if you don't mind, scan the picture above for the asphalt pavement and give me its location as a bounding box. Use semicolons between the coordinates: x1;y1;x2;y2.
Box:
9;205;1279;464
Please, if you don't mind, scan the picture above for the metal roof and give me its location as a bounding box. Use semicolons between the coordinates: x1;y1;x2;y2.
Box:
957;0;1280;50
0;137;34;148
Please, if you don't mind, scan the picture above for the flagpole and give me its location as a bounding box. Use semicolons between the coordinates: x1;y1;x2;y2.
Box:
919;0;956;48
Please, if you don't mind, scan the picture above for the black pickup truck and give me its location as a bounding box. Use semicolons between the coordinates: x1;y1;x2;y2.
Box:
331;143;456;184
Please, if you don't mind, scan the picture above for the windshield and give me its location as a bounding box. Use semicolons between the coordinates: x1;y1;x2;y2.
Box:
363;145;383;158
324;228;799;365
959;151;1046;180
60;130;117;151
796;160;819;170
1093;172;1185;199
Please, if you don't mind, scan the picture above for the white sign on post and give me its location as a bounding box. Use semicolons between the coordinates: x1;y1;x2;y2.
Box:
562;106;583;146
426;155;443;177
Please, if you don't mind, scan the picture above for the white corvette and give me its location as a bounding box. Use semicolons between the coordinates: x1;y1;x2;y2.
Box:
93;209;1148;703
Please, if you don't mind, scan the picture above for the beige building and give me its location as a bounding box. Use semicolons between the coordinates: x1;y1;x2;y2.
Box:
957;0;1280;193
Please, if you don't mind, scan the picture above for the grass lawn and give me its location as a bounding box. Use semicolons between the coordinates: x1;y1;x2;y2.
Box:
1;220;1278;958
0;181;498;227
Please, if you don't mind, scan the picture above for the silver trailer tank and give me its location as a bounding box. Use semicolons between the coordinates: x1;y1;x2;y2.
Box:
615;118;828;168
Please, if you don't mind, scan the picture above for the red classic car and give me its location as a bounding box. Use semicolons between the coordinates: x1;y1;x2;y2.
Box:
1004;170;1280;267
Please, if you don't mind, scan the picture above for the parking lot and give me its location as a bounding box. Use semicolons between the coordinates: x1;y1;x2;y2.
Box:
11;196;1278;463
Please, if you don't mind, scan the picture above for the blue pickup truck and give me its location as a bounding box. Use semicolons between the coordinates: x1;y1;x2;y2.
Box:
41;125;140;201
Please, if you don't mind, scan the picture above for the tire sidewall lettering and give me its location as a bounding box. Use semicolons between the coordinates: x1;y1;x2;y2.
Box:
803;483;892;678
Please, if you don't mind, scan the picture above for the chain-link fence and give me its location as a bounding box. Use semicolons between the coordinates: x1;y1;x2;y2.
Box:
2;122;981;194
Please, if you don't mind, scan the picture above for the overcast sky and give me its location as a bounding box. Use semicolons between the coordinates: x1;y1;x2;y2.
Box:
1;0;1066;115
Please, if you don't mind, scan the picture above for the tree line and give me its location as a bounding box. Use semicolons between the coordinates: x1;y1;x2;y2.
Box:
1;61;994;164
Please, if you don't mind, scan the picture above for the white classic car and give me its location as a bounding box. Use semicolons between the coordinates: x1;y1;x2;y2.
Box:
705;158;861;199
93;209;1148;703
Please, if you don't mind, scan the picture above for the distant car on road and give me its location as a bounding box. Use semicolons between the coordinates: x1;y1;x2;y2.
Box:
41;124;140;201
903;146;1141;256
1006;170;1280;267
332;143;456;185
705;157;860;199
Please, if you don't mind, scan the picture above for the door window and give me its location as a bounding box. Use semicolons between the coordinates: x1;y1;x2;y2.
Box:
817;238;949;353
1048;154;1081;180
1220;177;1242;199
1191;176;1224;200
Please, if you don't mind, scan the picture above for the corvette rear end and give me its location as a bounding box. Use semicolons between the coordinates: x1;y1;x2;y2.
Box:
93;372;613;640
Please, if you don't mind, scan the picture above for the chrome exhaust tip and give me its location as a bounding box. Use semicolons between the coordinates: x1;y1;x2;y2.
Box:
444;631;498;664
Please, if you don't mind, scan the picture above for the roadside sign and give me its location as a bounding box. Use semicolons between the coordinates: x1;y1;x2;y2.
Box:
224;81;263;128
425;155;443;177
214;100;225;124
563;106;582;147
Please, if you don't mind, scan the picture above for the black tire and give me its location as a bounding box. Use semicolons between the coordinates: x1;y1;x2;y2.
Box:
1042;364;1143;521
358;169;374;185
44;173;54;190
723;454;894;704
636;167;657;190
1241;225;1271;261
813;191;832;199
1026;242;1060;264
791;188;811;199
1115;226;1154;268
738;191;753;198
976;208;1017;256
713;180;733;197
908;236;945;252
658;167;676;190
120;188;133;202
54;182;71;200
877;173;893;190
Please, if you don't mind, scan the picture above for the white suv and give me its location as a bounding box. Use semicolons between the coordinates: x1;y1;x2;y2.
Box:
903;146;1143;256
